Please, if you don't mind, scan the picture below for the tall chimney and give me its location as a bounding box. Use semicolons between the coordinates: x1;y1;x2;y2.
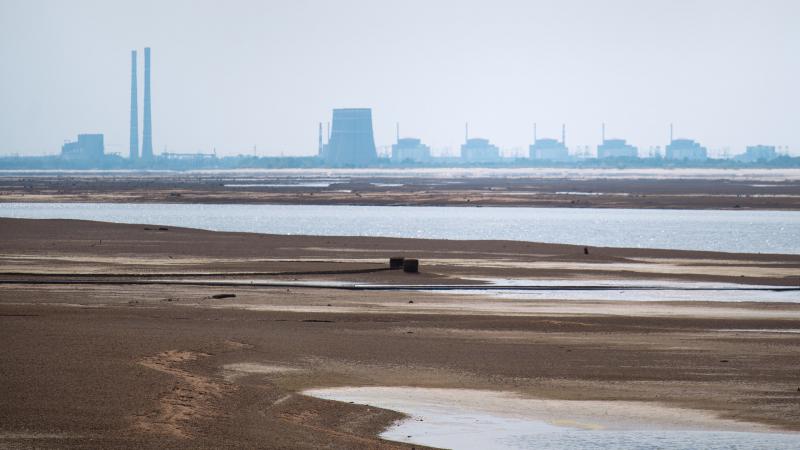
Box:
142;47;153;159
465;122;469;142
396;122;400;143
669;123;674;143
129;50;138;160
562;124;566;146
533;123;537;142
601;122;605;142
318;122;323;155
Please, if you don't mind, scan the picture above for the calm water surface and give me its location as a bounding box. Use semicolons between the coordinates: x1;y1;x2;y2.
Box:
306;387;800;450
2;202;799;254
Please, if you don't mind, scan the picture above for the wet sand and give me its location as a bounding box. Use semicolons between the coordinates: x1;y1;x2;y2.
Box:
3;172;800;209
1;218;799;448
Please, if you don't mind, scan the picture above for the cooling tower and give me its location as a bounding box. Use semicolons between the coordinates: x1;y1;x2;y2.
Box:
324;108;377;166
141;47;153;159
129;50;138;159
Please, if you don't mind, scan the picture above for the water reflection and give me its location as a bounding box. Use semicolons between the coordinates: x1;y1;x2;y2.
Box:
2;202;799;254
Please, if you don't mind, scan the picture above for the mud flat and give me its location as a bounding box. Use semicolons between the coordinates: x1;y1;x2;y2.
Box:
3;170;800;209
1;218;800;448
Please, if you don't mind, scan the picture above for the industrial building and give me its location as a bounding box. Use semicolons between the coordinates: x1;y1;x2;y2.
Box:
665;125;707;160
735;145;778;162
460;123;500;162
529;124;569;161
323;108;377;166
596;124;638;159
61;134;105;160
390;123;431;163
529;139;569;160
598;139;638;158
392;138;431;163
461;138;500;162
666;139;707;160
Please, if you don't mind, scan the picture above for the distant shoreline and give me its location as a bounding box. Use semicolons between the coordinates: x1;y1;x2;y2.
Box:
3;166;800;178
1;171;799;210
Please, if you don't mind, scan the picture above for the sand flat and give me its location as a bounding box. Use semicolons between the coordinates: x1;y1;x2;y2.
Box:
1;218;799;448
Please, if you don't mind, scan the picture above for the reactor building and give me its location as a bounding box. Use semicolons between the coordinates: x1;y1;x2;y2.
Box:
665;125;707;160
460;123;500;163
461;138;500;162
323;108;377;166
529;124;569;161
391;123;431;163
597;139;638;158
665;138;707;160
665;139;708;160
596;123;638;158
392;138;431;163
735;145;779;162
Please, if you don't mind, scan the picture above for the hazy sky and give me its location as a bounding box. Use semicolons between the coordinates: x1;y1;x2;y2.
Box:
1;0;798;157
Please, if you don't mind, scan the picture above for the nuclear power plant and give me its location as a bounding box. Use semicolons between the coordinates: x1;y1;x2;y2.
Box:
105;51;776;169
321;108;377;166
129;47;153;160
9;48;793;171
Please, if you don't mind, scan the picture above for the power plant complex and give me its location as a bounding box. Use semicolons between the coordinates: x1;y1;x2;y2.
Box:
43;49;789;168
316;114;762;166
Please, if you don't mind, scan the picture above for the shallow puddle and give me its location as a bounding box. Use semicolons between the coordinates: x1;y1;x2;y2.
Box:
716;329;800;334
304;387;799;450
436;278;800;303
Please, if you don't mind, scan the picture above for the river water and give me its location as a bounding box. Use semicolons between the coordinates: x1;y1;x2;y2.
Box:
1;202;799;254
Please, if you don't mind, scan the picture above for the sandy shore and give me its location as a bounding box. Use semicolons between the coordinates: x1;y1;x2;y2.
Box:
3;172;800;209
1;218;799;448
